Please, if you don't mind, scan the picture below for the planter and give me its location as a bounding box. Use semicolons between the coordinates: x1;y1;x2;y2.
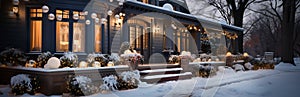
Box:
0;66;130;96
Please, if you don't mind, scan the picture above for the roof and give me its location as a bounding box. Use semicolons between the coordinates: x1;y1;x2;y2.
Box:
124;1;244;32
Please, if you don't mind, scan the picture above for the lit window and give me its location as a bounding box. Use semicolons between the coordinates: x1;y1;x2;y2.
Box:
73;23;85;52
95;25;101;52
56;22;69;52
30;20;42;51
29;8;42;52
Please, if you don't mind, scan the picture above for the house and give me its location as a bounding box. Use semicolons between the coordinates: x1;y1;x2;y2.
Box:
0;0;243;63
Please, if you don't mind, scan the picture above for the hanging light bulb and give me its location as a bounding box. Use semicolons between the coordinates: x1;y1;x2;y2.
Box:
13;0;19;5
73;14;79;20
42;5;49;13
86;20;91;25
57;15;62;21
84;11;88;16
107;10;113;16
115;14;120;19
48;13;55;20
91;13;97;19
95;18;100;23
109;0;113;2
101;18;107;24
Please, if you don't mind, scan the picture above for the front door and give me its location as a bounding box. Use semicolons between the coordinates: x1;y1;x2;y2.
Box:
129;25;150;63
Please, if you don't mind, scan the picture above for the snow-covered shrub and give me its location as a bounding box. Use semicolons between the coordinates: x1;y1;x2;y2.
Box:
168;55;180;64
60;52;78;68
233;64;245;71
100;75;118;91
36;51;52;68
109;53;121;65
0;48;27;66
251;58;275;70
87;53;108;67
10;74;39;95
198;64;216;77
244;62;253;70
67;75;99;96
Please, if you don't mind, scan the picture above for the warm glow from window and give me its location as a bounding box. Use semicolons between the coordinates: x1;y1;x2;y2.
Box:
56;22;69;52
95;25;101;52
30;20;42;51
73;23;85;52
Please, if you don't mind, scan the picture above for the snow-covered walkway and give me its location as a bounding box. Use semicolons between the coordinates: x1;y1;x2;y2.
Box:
1;63;300;97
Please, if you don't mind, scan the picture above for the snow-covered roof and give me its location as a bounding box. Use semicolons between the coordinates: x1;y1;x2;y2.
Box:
125;1;244;32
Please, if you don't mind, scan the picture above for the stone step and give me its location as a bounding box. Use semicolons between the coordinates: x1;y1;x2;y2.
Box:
141;72;193;83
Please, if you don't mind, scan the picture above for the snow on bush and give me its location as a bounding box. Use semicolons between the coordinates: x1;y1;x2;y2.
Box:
109;53;121;65
60;52;78;68
244;62;253;70
68;75;99;96
87;53;108;67
37;51;52;68
233;64;245;71
100;75;118;91
120;70;141;84
198;64;217;77
10;74;32;91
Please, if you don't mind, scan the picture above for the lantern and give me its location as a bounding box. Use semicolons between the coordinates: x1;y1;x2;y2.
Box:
42;5;49;13
48;13;55;20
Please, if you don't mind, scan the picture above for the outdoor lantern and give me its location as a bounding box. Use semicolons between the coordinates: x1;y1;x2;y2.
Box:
42;5;49;13
107;10;113;16
12;6;19;14
101;18;107;24
86;20;91;25
91;13;97;19
13;0;19;5
95;18;100;23
115;14;120;19
57;15;62;21
48;13;55;20
73;14;79;20
243;53;249;57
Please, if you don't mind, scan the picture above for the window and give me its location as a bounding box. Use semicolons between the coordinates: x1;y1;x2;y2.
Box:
95;25;101;52
56;22;69;52
138;0;148;4
55;10;86;52
73;23;85;52
29;8;42;51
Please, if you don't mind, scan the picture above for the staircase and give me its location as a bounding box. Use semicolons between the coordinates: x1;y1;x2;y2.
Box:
138;64;193;83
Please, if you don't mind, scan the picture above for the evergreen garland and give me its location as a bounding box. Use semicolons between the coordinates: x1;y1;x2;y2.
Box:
0;48;27;66
36;52;53;68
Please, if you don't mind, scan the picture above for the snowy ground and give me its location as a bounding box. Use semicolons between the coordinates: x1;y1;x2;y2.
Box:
1;62;300;97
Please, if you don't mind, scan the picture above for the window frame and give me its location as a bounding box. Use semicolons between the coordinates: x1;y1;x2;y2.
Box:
28;8;43;52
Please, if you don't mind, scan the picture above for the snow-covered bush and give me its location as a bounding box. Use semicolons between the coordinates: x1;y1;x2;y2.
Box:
100;75;118;91
67;75;99;96
168;55;180;64
109;53;121;65
36;51;53;68
244;62;253;70
198;64;216;77
0;48;27;66
10;74;39;95
60;52;78;68
233;64;245;71
87;53;109;67
120;70;141;84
